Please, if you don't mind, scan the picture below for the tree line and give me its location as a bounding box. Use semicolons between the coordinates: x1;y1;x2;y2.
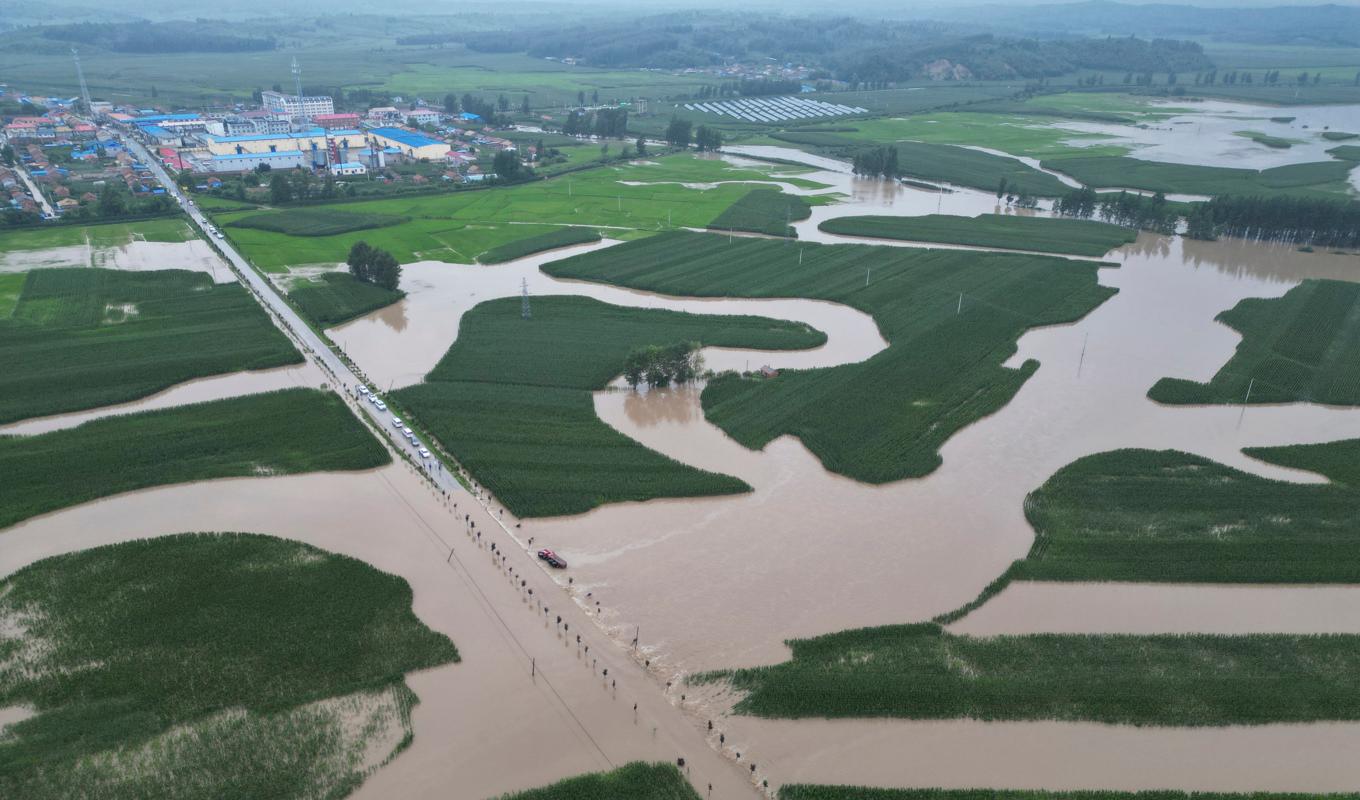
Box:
345;242;402;291
664;118;722;151
562;107;629;138
40;22;275;53
1193;195;1360;247
1054;186;1177;233
623;342;703;389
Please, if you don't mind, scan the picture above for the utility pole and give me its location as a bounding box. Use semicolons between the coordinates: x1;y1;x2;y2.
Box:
521;277;532;320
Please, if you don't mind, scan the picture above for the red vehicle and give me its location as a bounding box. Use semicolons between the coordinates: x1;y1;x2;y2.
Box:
537;548;567;568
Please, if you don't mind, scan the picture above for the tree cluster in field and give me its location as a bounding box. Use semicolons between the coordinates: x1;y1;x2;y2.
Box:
561;107;629;138
346;241;402;291
1054;186;1176;233
623;341;704;389
268;170;341;205
852;146;899;178
1192;195;1360;247
491;149;529;182
665;118;722;151
38;21;275;53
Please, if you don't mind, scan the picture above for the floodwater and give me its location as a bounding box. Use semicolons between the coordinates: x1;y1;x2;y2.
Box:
951;582;1360;636
0;463;759;800
1057;99;1360;174
0;239;235;283
0;362;327;436
329;242;885;392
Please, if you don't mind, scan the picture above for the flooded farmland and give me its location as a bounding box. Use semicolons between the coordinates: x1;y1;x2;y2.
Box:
0;238;235;283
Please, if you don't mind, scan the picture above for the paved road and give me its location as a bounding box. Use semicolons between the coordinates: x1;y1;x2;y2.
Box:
126;135;762;798
8;152;58;218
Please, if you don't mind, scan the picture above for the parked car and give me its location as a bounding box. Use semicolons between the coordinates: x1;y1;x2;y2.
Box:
358;386;370;396
391;416;403;428
374;400;388;412
537;549;568;569
419;448;432;459
402;426;414;437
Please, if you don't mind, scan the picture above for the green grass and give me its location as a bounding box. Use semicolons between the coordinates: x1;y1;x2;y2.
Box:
288;271;405;327
771;136;1070;197
0;268;302;424
1329;145;1360;162
820;214;1137;257
835;112;1128;159
393;295;825;518
543;231;1115;483
1149;279;1360;406
1322;131;1358;141
477;226;602;264
1040;155;1354;198
1018;443;1360;583
0;218;194;253
713;622;1360;725
781;788;1360;800
708;188;813;238
0;388;388;530
1236;130;1298;149
211;154;824;270
498;762;700;800
0;532;459;799
227;208;409;237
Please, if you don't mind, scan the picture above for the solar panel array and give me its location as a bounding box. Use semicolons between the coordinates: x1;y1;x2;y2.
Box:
681;96;868;123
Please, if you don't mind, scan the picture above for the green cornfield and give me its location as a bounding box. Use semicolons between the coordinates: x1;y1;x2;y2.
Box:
0;388;388;529
708;188;812;237
0;268;302;424
1020;443;1360;583
0;532;459;800
289;271;406;327
498;762;700;800
393;295;826;517
477;227;602;264
820;213;1137;256
543;231;1114;483
226;208;409;237
1148;279;1360;406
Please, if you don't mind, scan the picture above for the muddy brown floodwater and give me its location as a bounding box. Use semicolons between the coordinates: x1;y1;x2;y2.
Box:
0;239;235;283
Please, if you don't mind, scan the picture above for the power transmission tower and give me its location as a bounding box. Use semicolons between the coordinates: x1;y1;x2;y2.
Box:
291;57;304;105
521;278;532;319
71;49;93;116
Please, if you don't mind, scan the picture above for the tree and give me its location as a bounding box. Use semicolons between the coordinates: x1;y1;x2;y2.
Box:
492;149;521;180
443;93;459;113
368;250;401;291
251;87;263;105
694;125;722;152
269;174;293;204
577;90;585;106
665;116;692;148
346;241;374;282
591;89;599;105
520;95;530;115
97;185;128;217
497;94;509;112
636;136;647;156
3;144;18;166
996;177;1008;199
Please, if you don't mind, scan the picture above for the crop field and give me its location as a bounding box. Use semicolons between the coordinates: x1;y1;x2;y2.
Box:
544;231;1114;484
820;214;1137;256
477;226;602;263
770;135;1070;196
1148;279;1360;406
500;762;700;800
0;218;194;254
1323;132;1359;141
0;273;23;316
1329;145;1360;162
0;268;302;424
0;388;387;530
1017;443;1360;583
780;788;1360;800
227;208;409;237
712;622;1360;724
211;154;822;270
1237;130;1298;149
1039;156;1355;198
801;85;1026;116
288;271;406;327
708;188;814;237
0;532;458;799
392;295;825;517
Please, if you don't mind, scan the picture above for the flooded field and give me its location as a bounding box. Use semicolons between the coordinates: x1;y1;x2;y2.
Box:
0;238;235;283
1057;99;1360;172
0;463;757;800
0;362;326;436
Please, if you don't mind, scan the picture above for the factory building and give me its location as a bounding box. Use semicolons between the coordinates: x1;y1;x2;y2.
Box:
260;90;334;119
313;113;361;130
368;127;450;160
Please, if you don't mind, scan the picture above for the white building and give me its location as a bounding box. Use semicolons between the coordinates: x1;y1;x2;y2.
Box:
260;90;334;120
407;109;442;126
330;161;368;176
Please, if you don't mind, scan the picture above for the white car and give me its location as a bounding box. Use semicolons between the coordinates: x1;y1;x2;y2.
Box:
373;400;388;412
402;426;414;437
391;417;403;428
419;448;432;459
358;386;370;396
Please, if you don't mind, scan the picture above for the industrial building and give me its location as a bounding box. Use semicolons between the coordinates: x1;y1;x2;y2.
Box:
260;90;334;119
368;127;450;160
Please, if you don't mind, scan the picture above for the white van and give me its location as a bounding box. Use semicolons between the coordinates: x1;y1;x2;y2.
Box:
391;416;403;428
